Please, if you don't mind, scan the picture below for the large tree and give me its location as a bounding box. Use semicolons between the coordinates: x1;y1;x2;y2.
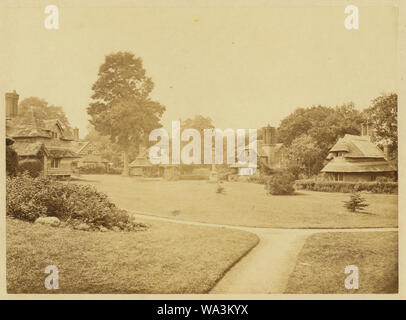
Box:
87;52;165;175
18;97;70;127
278;103;363;162
363;93;397;160
286;134;323;176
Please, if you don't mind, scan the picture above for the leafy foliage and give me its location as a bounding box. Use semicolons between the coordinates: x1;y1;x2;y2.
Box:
295;179;397;194
6;174;140;231
18;97;71;127
278;103;363;149
6;146;19;177
87;52;166;173
286;134;323;176
343;192;369;212
278;104;363;175
265;171;295;195
364;93;397;160
18;159;43;177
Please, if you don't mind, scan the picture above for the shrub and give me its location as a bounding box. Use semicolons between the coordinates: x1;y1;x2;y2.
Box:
286;165;302;180
265;171;295;195
247;175;268;184
295;179;398;194
343;192;369;212
6;173;142;231
18;159;43;177
216;183;225;194
6;146;19;177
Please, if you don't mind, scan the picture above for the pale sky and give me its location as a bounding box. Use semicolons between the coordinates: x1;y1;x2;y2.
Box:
0;3;398;138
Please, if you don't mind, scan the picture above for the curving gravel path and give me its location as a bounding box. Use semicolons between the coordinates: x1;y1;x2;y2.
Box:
129;210;397;294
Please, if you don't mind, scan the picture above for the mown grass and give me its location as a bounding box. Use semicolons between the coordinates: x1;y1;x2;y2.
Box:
285;231;398;293
77;175;398;228
7;217;259;294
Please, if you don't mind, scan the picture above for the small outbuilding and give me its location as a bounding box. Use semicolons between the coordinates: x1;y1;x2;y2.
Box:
321;134;396;182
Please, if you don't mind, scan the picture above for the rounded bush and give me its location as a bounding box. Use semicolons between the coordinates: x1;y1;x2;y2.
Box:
6;173;140;231
265;171;295;195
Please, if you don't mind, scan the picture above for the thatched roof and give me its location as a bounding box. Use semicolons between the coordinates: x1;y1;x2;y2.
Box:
329;134;384;158
12;141;48;157
321;157;395;173
47;146;79;158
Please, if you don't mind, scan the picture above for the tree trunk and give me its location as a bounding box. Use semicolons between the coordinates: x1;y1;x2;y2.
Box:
122;151;129;176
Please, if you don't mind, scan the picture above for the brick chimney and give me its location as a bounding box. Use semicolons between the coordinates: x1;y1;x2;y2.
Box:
263;125;277;146
73;127;79;141
5;90;19;118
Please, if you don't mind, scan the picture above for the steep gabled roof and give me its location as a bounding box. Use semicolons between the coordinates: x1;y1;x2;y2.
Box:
329;134;384;158
69;141;90;154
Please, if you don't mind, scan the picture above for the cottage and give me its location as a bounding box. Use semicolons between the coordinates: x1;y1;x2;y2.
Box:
6;91;80;177
70;139;110;172
230;125;285;176
321;133;396;182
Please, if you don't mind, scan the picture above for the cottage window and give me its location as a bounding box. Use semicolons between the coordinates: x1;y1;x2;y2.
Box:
334;173;344;181
51;158;61;168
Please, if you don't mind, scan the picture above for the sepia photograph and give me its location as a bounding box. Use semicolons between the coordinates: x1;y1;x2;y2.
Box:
0;0;402;302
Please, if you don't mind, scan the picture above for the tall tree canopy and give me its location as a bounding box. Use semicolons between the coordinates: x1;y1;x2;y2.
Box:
279;103;363;152
18;97;70;127
363;93;397;159
278;103;364;177
286;134;323;176
87;51;166;175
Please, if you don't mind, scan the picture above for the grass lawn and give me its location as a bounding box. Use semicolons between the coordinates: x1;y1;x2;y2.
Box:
75;175;398;228
7;217;258;294
285;231;398;293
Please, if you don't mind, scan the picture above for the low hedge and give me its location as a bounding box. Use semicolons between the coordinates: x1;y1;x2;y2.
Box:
295;179;398;194
179;174;209;180
6;173;142;231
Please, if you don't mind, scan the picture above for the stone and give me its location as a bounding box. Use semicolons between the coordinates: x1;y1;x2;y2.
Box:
99;226;108;232
75;223;90;231
35;216;60;227
112;226;121;232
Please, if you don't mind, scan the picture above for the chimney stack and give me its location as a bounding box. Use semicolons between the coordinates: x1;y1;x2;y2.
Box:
5;90;19;119
73;127;79;141
263;125;277;145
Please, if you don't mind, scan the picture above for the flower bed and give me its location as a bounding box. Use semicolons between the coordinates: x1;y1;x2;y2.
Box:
6;173;143;231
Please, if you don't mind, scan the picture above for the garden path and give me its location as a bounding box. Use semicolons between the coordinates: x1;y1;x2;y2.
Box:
129;210;397;294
